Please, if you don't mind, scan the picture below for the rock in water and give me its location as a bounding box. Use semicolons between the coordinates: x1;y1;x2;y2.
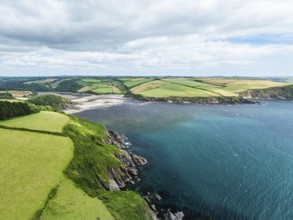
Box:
155;194;162;201
130;153;148;165
165;210;184;220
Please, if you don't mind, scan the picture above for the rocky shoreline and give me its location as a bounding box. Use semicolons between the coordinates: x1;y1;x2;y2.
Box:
131;95;256;105
106;129;184;220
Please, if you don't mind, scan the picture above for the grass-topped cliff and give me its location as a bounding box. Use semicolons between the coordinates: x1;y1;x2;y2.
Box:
0;102;153;220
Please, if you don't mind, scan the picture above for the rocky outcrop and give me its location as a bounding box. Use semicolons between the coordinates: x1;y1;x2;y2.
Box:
103;130;148;191
129;152;148;165
240;85;293;100
134;96;255;105
107;130;128;148
106;130;183;219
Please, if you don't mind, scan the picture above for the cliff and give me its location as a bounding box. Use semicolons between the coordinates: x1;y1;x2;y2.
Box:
63;115;156;220
240;84;293;100
104;130;148;191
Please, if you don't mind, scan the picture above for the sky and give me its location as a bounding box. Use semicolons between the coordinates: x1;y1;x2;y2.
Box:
0;0;293;77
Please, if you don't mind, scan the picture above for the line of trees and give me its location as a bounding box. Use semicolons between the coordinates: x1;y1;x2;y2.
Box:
0;101;39;120
28;94;70;110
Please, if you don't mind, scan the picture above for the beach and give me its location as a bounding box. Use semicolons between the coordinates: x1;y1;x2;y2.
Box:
64;94;131;114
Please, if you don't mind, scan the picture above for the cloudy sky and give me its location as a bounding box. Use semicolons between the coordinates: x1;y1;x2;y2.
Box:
0;0;293;77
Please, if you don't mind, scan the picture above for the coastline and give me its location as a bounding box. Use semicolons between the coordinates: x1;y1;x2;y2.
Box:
44;83;293;114
58;94;185;219
107;129;184;220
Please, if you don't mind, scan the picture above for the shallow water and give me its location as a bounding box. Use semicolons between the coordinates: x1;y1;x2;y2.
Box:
76;101;293;220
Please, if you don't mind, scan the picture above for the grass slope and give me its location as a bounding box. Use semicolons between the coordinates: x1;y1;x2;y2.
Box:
64;116;153;220
0;128;73;220
0;111;69;133
98;190;153;220
42;178;114;220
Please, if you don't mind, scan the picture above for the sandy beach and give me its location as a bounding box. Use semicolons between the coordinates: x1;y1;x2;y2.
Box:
64;94;132;114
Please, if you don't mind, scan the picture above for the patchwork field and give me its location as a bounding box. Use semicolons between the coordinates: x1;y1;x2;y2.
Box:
130;78;289;98
0;76;291;99
0;111;69;133
0;128;73;220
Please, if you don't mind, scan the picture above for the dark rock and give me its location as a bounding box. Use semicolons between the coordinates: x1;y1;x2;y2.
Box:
130;153;148;165
128;167;138;176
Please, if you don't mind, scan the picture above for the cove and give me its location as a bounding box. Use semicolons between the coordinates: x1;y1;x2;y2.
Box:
75;101;293;220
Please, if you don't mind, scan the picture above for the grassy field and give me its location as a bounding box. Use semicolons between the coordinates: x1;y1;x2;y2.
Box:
123;78;155;88
130;78;289;98
131;80;220;97
77;78;122;94
0;128;73;220
0;111;69;133
0;107;153;220
42;178;114;220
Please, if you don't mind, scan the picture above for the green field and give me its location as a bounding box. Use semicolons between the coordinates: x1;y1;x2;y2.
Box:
77;78;122;94
0;111;69;133
123;78;155;88
42;178;114;220
0;111;134;220
0;128;73;220
130;78;289;98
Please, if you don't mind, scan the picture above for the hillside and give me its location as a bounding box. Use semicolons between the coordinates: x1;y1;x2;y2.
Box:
0;110;153;220
0;77;292;102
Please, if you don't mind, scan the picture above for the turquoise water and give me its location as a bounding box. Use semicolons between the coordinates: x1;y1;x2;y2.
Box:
76;101;293;220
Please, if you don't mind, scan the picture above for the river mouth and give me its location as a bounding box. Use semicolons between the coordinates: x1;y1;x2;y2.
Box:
75;101;293;220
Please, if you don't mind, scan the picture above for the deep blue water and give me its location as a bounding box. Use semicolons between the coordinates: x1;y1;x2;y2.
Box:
76;101;293;220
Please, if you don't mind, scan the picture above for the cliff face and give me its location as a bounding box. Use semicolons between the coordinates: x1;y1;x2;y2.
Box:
104;130;148;191
240;85;293;100
64;116;156;220
107;130;185;220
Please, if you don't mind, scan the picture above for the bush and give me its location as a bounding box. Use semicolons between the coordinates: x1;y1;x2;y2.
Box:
0;92;14;99
28;94;70;110
0;101;39;120
55;79;83;92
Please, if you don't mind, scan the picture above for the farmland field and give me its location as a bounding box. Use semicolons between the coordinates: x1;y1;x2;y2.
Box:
130;78;289;98
42;178;114;220
137;84;218;97
0;111;69;133
123;78;155;88
0;128;73;220
77;78;121;94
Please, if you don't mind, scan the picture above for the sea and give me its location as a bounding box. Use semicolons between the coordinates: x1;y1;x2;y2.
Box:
75;100;293;220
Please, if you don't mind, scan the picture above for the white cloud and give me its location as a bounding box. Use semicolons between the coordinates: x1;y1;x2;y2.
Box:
0;0;292;76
